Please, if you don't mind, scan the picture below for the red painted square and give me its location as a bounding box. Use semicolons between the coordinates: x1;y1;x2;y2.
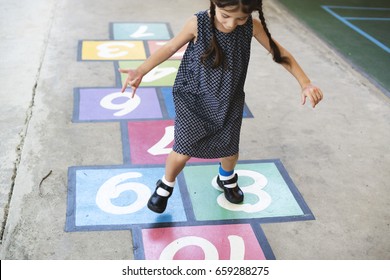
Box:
141;224;267;260
148;41;187;59
126;120;218;165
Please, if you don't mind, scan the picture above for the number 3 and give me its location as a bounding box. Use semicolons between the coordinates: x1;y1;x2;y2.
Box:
96;42;135;58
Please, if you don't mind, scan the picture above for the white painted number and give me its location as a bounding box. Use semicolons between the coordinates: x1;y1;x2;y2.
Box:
96;172;151;214
212;170;272;213
159;235;245;260
147;126;174;156
142;66;177;82
96;42;136;58
155;41;186;58
130;25;154;38
100;91;141;117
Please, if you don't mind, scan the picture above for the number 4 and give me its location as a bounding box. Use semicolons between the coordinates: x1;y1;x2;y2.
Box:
147;126;174;156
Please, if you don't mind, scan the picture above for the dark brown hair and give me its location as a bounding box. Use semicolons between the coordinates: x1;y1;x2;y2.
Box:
201;0;290;68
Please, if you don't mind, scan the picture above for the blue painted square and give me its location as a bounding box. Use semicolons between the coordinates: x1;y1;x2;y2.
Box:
112;23;172;40
66;166;187;231
161;87;175;119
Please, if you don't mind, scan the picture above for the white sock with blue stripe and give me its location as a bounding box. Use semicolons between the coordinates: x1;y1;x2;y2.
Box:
219;164;236;188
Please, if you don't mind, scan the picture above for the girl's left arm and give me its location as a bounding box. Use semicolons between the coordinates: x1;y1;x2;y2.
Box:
253;19;323;108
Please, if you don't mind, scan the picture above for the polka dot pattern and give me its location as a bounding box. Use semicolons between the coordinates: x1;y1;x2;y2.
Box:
172;10;253;159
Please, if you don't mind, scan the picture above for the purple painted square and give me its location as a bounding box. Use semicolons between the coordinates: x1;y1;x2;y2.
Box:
77;88;162;121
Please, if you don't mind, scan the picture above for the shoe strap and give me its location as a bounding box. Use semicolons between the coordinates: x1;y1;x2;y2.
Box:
219;173;238;186
156;180;173;195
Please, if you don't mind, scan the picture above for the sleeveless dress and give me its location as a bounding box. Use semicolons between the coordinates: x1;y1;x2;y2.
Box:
172;10;253;159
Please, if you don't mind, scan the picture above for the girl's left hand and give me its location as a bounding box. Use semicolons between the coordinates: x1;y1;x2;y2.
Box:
301;84;323;108
118;68;143;98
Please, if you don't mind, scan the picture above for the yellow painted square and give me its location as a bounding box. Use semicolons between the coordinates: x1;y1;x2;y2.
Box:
81;41;146;60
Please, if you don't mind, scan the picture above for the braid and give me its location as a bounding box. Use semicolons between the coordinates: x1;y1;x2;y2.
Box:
201;1;226;68
257;1;290;65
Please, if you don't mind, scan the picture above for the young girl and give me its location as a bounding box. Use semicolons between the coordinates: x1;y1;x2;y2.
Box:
119;0;323;214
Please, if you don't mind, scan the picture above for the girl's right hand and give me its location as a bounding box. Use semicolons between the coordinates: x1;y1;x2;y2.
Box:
118;68;143;98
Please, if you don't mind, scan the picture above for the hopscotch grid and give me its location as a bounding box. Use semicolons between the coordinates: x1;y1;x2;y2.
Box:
120;121;132;164
72;86;179;123
109;21;175;40
272;159;315;219
69;21;315;259
250;223;276;260
65;159;315;233
131;222;276;260
322;5;390;53
77;40;148;61
156;87;172;119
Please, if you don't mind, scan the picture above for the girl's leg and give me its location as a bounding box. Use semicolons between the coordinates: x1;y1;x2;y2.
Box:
217;153;243;204
164;151;191;182
147;151;191;213
220;154;239;172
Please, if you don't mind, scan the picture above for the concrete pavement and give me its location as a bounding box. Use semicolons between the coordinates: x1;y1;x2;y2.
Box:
0;0;389;259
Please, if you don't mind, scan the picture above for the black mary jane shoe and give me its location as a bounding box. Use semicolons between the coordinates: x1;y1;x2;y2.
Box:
147;180;173;214
216;174;244;204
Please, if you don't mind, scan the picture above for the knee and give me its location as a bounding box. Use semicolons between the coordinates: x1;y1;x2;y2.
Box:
170;151;191;164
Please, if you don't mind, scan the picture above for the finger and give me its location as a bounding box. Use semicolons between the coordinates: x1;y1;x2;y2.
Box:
121;79;128;93
118;68;129;74
130;77;141;97
311;90;319;105
119;69;130;93
317;88;324;100
131;86;137;98
312;89;322;105
301;93;306;105
308;93;316;108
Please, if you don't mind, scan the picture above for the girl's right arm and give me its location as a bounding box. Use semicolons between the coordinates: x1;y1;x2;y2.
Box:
119;16;198;96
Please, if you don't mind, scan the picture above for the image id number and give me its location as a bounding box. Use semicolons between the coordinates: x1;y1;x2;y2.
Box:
215;266;269;276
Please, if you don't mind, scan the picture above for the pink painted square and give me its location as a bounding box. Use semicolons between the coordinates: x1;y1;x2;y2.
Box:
147;41;187;59
126;120;218;165
141;224;267;260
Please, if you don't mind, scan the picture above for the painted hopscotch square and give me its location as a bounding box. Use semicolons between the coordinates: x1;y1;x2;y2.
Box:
181;160;314;223
111;22;172;40
66;166;187;231
73;87;162;122
122;120;219;165
118;60;181;87
148;41;187;60
79;40;146;60
133;223;274;260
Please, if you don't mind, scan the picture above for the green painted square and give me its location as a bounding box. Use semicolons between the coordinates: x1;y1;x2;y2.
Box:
119;60;181;87
183;162;305;221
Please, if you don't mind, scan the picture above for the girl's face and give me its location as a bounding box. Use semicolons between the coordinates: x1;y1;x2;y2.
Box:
214;5;250;33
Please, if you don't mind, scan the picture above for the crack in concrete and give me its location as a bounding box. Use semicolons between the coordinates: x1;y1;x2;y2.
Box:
0;1;58;244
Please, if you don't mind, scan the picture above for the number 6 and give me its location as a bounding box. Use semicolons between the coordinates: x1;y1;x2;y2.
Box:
96;172;151;215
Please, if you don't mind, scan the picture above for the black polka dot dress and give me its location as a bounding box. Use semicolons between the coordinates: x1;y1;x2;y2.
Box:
172;10;253;159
